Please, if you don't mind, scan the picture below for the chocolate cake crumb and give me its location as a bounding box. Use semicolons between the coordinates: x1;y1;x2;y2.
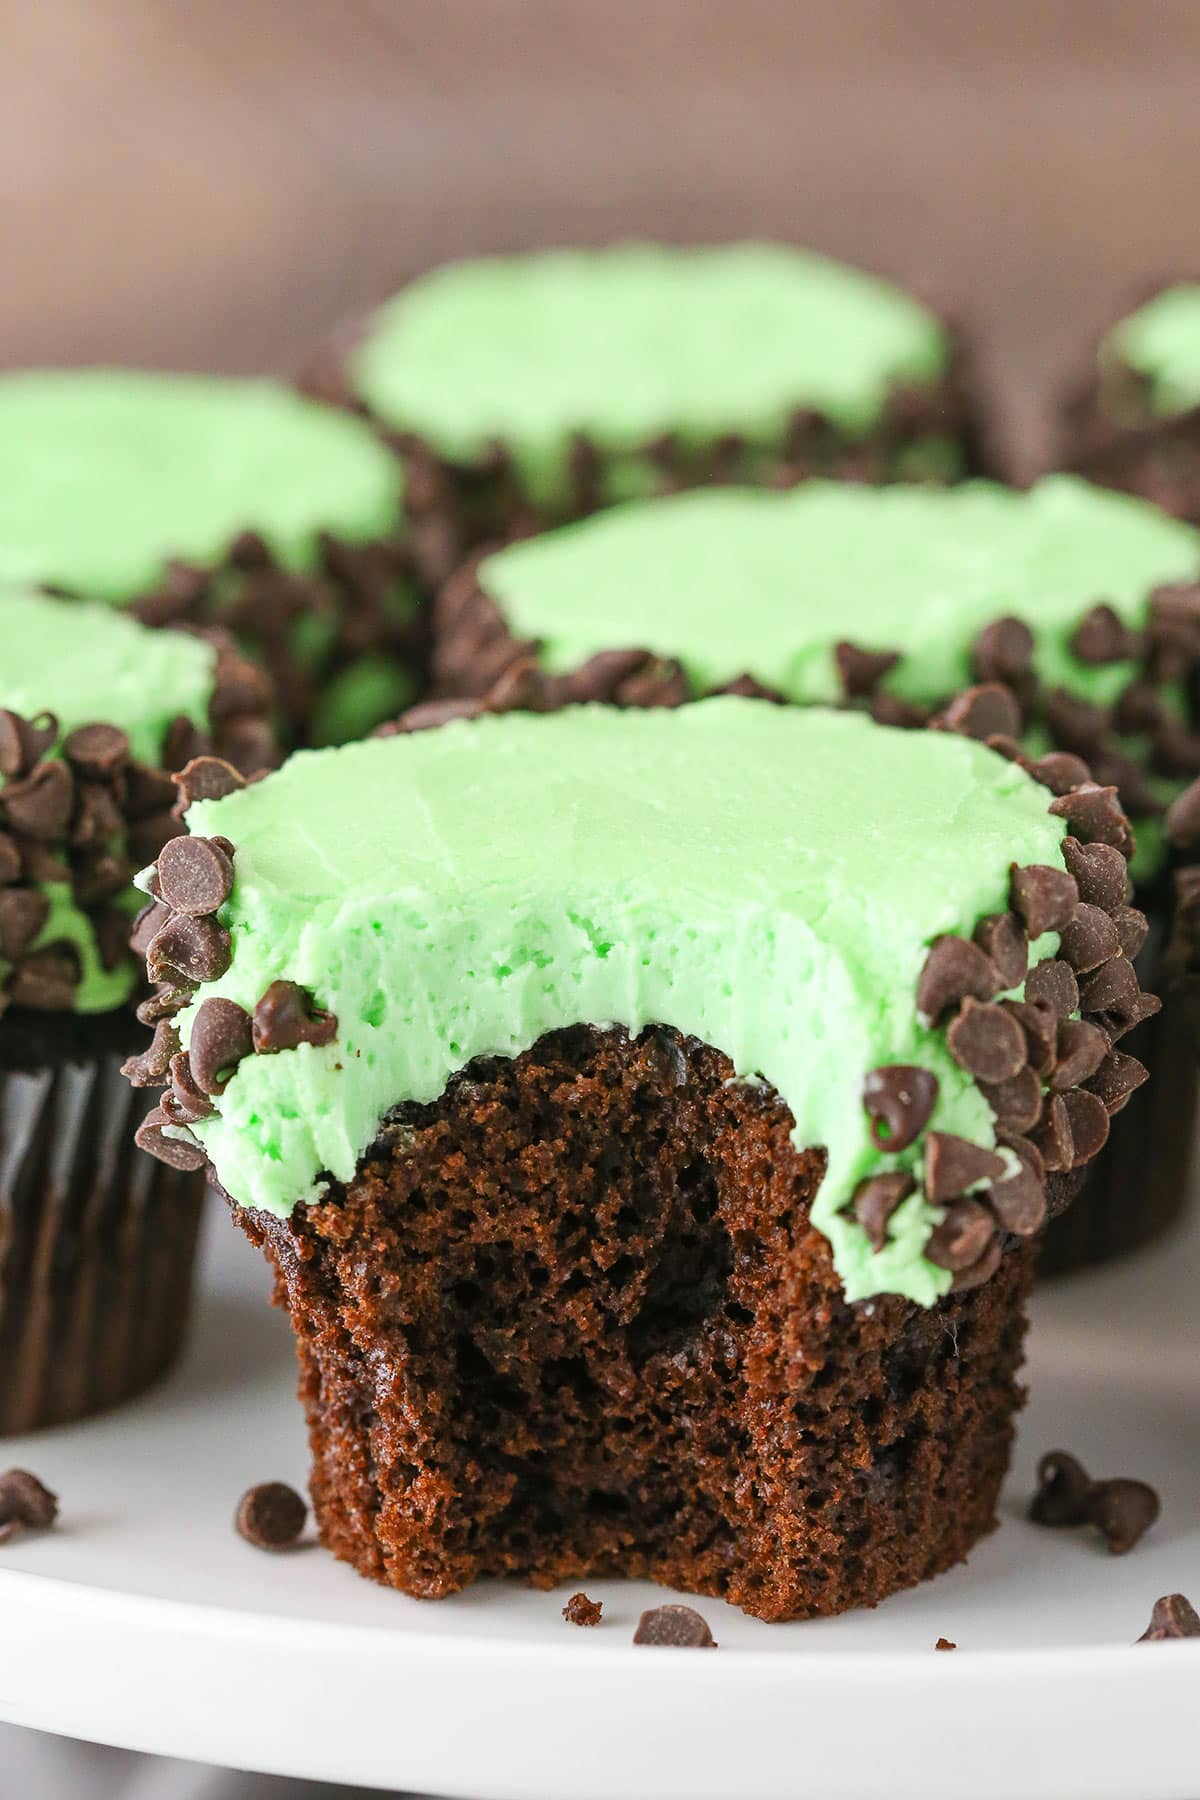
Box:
235;1481;308;1551
563;1592;603;1627
1139;1594;1200;1641
633;1604;716;1648
934;1636;957;1651
0;1469;59;1543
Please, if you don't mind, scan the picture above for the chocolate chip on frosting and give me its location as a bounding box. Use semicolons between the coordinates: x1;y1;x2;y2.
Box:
834;641;899;699
0;888;50;960
62;721;131;779
917;935;1000;1022
987;1142;1047;1235
1062;1088;1111;1166
923;1131;1006;1204
1079;956;1151;1031
130;899;171;961
1112;905;1149;962
938;682;1021;742
168;1052;216;1123
134;1105;207;1171
979;1064;1043;1133
1027;750;1093;795
1087;1050;1149;1115
156;835;234;917
946;997;1028;1083
189;996;254;1094
146;913;232;985
1060;836;1129;912
1023;958;1080;1018
1070;602;1140;665
852;1171;916;1251
1050;1019;1110;1091
174;755;246;810
972;912;1028;988
9;945;80;1010
2;760;74;840
972;615;1034;684
925;1199;995;1272
1009;864;1079;938
121;1018;181;1087
1164;775;1200;849
1000;996;1058;1075
1030;1094;1074;1171
252;980;338;1053
1139;1595;1200;1641
861;1065;939;1152
1057;904;1121;973
0;709;57;779
1047;784;1134;858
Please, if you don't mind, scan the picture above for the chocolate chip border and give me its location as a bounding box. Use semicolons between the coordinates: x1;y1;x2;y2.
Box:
125;695;1154;1296
0;632;277;1017
297;310;997;591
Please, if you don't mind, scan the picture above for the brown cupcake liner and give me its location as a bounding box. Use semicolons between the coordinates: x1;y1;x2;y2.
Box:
0;1011;205;1434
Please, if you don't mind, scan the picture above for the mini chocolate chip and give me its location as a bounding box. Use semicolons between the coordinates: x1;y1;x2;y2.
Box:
1165;776;1200;848
1058;904;1121;973
62;722;130;779
168;1052;216;1123
2;760;74;840
174;755;246;809
1048;784;1134;859
189;996;254;1094
1114;679;1166;736
128;808;180;865
1112;906;1149;962
1024;958;1080;1018
1030;1450;1093;1526
1009;864;1079;938
852;1171;916;1251
947;997;1028;1083
939;682;1021;742
252;980;338;1053
1089;1479;1160;1555
162;715;209;773
134;1105;207;1171
948;1235;1003;1293
156;835;234;917
235;1481;308;1551
130;899;171;961
925;1199;995;1272
632;1604;716;1648
834;641;899;699
869;693;929;730
1062;1088;1111;1166
121;1019;181;1087
563;1593;603;1627
987;1150;1047;1235
1060;837;1129;912
983;732;1028;765
1046;687;1112;756
973;616;1034;683
1051;1019;1110;1091
136;982;198;1026
391;696;488;735
0;832;20;885
0;1468;59;1542
1070;602;1140;664
917;935;1000;1022
934;1637;957;1652
125;763;179;819
0;710;57;778
1001;997;1059;1074
94;908;131;973
72;848;131;906
1027;750;1093;795
70;780;124;849
1030;1094;1074;1171
561;649;654;705
861;1065;939;1152
1078;955;1140;1019
1087;1051;1149;1115
924;1131;1007;1204
972;912;1028;988
9;945;80;1010
1139;1595;1200;1641
979;1065;1043;1133
146;914;232;985
0;888;50;960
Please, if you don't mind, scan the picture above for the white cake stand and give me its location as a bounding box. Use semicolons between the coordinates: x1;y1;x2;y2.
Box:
0;1188;1197;1800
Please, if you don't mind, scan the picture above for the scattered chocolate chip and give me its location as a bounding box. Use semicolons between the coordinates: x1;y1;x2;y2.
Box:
174;755;246;809
973;616;1034;684
0;888;50;960
861;1065;939;1152
1139;1595;1200;1641
0;710;57;778
947;997;1028;1083
156;835;234;916
926;1199;995;1272
939;683;1021;742
1058;904;1121;973
972;912;1028;988
1030;1094;1074;1171
121;1019;180;1087
252;980;338;1053
1027;750;1093;795
2;760;74;840
917;935;1000;1022
146;913;232;985
852;1171;916;1251
935;1636;958;1652
1061;837;1129;912
924;1131;1007;1204
979;1065;1043;1134
1048;785;1134;859
188;996;254;1094
632;1604;716;1648
1051;1019;1110;1092
834;641;899;699
1061;1088;1111;1166
1009;864;1079;938
1165;776;1200;849
1070;603;1140;665
0;1468;59;1543
235;1481;308;1551
1087;1051;1149;1115
563;1592;603;1627
133;1105;207;1171
62;722;130;779
1024;958;1080;1018
1089;1479;1160;1555
1030;1450;1093;1527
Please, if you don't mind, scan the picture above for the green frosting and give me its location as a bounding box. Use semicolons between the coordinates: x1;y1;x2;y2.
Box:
0;587;217;1011
0;370;403;600
350;245;949;509
481;476;1200;715
176;700;1067;1306
1106;285;1200;417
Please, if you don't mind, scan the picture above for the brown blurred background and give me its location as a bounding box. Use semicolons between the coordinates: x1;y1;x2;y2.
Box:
4;0;1200;470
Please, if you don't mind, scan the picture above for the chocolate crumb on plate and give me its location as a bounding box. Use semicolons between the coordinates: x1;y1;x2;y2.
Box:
563;1592;603;1627
935;1637;957;1651
1139;1594;1200;1641
235;1481;308;1551
0;1469;59;1544
632;1604;717;1648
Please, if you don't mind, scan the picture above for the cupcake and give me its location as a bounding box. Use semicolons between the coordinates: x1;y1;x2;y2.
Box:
413;477;1200;1268
127;701;1150;1620
0;585;276;1433
1061;280;1200;525
302;243;993;585
0;369;416;745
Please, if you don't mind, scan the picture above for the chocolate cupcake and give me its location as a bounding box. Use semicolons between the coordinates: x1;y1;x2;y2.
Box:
127;703;1150;1619
0;586;275;1432
303;243;993;585
0;369;417;745
408;476;1200;1268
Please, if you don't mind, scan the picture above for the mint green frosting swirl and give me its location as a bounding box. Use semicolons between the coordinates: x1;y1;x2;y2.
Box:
177;701;1067;1306
1105;285;1200;418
